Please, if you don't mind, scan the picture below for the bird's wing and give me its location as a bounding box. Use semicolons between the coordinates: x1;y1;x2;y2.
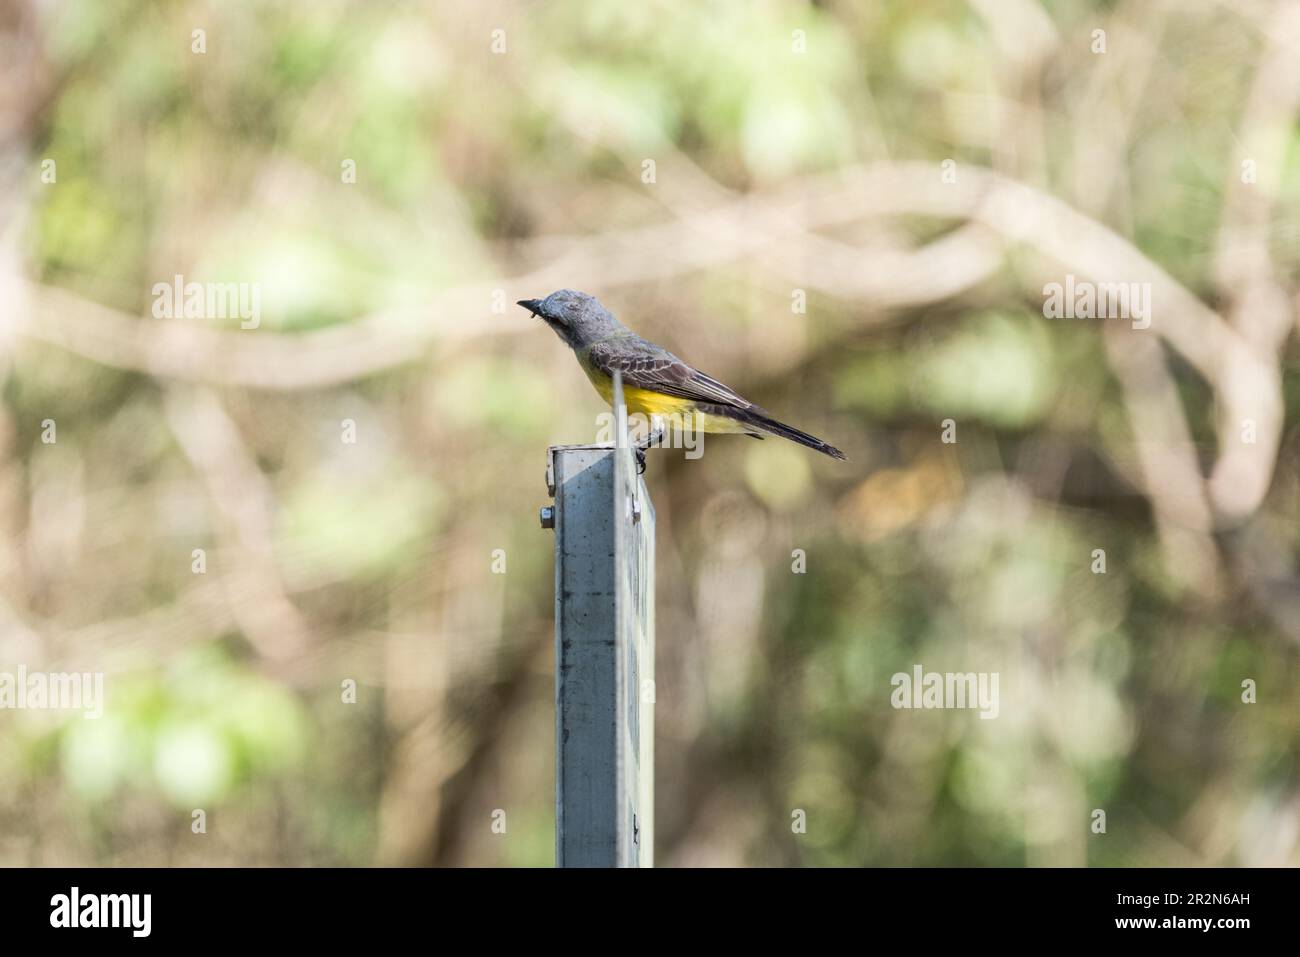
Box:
587;338;754;410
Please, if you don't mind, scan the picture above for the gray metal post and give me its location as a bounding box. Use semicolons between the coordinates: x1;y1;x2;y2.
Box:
543;374;655;867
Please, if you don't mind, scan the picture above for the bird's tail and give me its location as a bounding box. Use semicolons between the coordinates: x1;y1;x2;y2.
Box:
729;407;847;460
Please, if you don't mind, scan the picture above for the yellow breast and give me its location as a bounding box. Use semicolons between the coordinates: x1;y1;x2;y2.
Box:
583;364;754;434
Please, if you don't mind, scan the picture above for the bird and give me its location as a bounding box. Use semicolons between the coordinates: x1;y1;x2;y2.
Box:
519;289;846;461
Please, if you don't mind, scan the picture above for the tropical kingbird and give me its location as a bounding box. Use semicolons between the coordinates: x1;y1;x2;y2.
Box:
519;289;846;460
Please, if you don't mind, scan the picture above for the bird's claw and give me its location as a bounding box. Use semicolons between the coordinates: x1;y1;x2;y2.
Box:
633;427;665;475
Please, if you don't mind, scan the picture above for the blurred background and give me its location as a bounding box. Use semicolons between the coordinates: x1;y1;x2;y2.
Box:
1;0;1299;866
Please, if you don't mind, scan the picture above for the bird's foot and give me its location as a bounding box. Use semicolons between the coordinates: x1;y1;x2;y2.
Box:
634;427;665;475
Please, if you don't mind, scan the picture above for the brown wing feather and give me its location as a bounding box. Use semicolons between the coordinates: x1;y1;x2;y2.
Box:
587;338;753;410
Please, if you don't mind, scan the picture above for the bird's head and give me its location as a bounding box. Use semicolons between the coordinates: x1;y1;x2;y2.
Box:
518;289;623;348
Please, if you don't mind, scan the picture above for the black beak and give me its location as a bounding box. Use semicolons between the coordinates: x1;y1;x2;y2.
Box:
517;299;543;316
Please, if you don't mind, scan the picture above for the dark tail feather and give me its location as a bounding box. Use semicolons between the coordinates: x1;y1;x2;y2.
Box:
729;408;847;460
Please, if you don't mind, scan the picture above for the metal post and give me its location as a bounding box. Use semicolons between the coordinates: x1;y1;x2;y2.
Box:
543;374;655;867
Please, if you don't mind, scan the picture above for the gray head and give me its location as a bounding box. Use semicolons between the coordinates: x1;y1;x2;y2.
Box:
518;289;626;349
